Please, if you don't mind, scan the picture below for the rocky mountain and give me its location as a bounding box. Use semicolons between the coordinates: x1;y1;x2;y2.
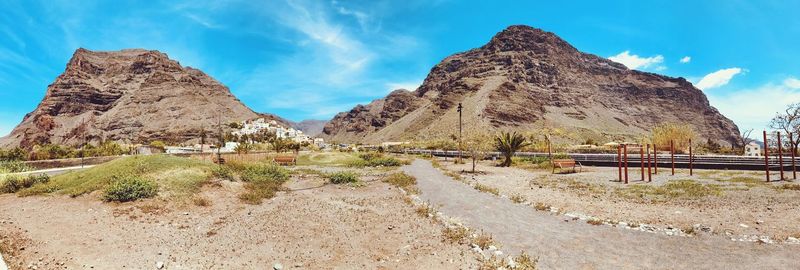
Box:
322;25;742;146
291;119;328;137
0;48;283;148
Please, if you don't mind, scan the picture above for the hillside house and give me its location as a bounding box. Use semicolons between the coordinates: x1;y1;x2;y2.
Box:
745;142;761;157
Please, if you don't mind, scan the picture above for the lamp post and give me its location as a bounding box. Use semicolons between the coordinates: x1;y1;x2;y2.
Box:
457;103;463;163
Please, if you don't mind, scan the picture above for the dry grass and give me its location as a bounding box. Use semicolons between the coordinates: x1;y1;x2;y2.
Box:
474;183;500;196
473;231;496;249
415;203;436;218
383;172;418;194
533;202;550;211
515;252;539;270
780;183;800;191
587;219;603;226
191;195;212;207
442;226;470;245
510;193;526;203
478;255;504;270
616;180;722;201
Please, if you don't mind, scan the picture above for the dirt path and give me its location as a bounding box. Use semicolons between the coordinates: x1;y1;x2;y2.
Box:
402;159;800;270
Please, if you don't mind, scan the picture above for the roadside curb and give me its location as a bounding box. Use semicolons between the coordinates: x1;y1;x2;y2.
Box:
1;253;8;270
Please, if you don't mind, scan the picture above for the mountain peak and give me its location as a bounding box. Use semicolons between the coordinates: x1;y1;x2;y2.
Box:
483;25;577;54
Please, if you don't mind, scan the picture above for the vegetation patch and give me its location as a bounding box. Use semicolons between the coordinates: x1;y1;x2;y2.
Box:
383;172;416;189
103;175;158;202
327;171;360;184
510;193;526;203
616;180;722;201
347;152;408;167
780;184;800;191
474;183;500;196
18;155;214;200
415;203;436;218
1;174;50;194
0;160;33;174
515;252;539;270
296;152;360;166
229;162;290;204
473;231;496;249
442;226;470;244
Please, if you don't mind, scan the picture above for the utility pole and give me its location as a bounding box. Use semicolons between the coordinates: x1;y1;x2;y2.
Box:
457;103;463;163
81;118;86;168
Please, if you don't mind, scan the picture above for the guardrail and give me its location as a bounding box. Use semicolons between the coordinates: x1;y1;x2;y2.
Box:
396;149;799;171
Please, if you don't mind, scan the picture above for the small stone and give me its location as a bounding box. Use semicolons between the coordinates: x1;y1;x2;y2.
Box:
506;256;516;268
156;261;164;269
487;245;498;251
471;246;482;253
755;220;764;225
273;263;283;270
739;224;749;228
494;250;503;256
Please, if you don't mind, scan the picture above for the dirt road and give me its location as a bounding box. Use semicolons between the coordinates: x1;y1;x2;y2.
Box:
402;159;800;270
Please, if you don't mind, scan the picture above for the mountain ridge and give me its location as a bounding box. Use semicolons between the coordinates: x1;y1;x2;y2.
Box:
322;25;741;146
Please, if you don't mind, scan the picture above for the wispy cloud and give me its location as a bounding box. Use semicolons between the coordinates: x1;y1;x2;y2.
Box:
385;81;422;92
696;68;744;90
680;56;691;63
608;50;664;70
708;77;800;131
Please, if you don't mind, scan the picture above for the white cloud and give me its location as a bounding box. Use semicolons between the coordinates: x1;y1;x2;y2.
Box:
784;77;800;89
708;79;800;131
608;51;664;70
385;81;422;92
695;68;743;90
680;56;691;63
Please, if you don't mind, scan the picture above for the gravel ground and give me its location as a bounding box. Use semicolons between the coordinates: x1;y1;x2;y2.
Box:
440;158;800;242
404;159;800;270
0;170;478;269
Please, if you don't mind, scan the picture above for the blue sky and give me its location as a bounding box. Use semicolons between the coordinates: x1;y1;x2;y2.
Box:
1;0;799;137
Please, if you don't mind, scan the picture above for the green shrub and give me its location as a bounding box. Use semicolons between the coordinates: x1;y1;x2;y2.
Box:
358;152;383;161
211;165;235;181
103;176;158;202
1;174;50;193
328;171;359;184
384;172;416;188
0;160;33;174
238;163;289;183
347;153;407;167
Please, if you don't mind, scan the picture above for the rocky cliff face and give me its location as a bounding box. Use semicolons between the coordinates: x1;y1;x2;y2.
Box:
323;25;742;146
0;48;275;148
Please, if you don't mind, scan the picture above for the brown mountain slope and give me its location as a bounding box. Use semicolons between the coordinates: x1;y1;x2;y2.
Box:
322;25;741;145
0;48;283;148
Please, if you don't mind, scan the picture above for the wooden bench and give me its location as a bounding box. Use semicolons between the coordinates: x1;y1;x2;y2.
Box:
552;159;582;174
273;155;297;166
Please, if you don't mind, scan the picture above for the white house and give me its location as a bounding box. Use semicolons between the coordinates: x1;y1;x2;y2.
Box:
745;142;762;157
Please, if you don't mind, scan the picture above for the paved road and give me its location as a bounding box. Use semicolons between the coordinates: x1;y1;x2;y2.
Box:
402;159;800;270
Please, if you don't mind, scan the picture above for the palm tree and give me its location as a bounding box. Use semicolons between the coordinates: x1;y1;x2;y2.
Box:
495;131;530;167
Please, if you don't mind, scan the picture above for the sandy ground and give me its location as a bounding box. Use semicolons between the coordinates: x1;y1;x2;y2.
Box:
404;159;800;270
438;158;800;242
0;167;478;269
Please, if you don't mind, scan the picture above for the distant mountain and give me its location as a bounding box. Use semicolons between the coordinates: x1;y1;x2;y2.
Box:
0;48;286;148
322;25;742;146
292;119;328;137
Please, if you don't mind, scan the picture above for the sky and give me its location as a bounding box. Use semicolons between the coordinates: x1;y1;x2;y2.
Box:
1;0;799;138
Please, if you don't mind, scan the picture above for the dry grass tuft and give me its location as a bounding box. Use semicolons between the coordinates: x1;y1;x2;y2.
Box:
442;226;470;244
533;202;550;211
587;219;603;226
415;204;436;218
515;252;539;270
474;183;500;196
192;195;212;207
474;231;496;249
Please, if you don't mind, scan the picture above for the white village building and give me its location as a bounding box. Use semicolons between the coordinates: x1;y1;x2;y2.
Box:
231;118;317;144
744;141;762;157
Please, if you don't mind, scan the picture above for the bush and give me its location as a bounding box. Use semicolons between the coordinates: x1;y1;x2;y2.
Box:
238;163;289;183
328;171;359;184
103;176;158;202
383;172;416;188
0;160;33;174
1;174;50;193
211;165;235;181
348;153;406;167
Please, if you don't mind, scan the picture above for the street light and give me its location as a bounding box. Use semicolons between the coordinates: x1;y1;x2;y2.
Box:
457;103;463;163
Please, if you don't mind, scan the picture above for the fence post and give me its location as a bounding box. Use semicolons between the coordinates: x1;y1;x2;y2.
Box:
640;145;645;181
647;144;652;182
624;144;629;184
617;145;622;182
790;132;797;180
670;140;675;175
778;132;785;181
689;139;693;176
653;144;658;174
764;130;770;182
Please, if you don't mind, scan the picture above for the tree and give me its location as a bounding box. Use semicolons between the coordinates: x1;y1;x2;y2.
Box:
738;128;755;155
464;132;493;173
650;123;696;153
234;142;253;155
149;141;166;152
769;103;800;153
495;131;530;167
